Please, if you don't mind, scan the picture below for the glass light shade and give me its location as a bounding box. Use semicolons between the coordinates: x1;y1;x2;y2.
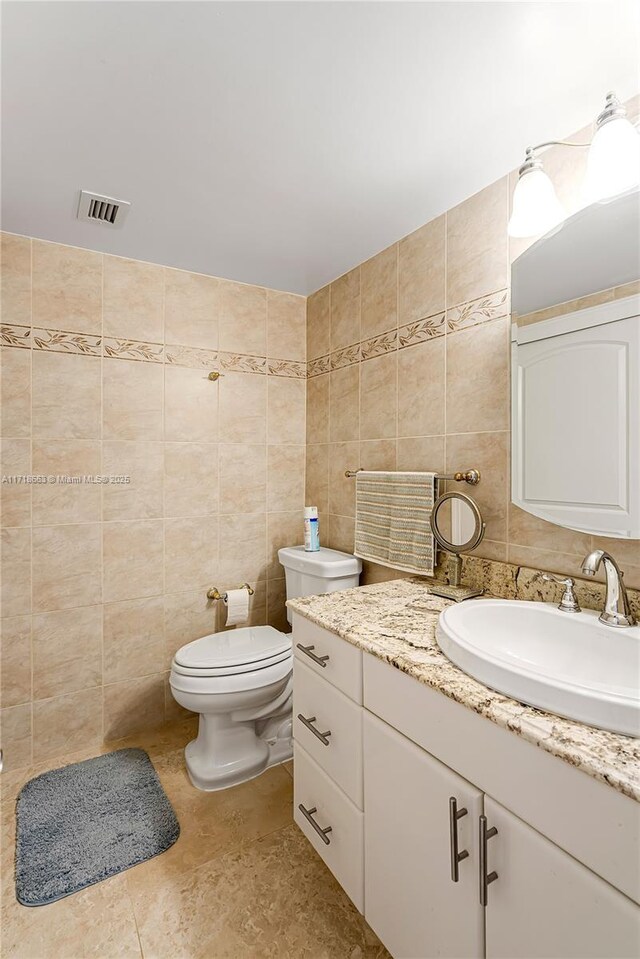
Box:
583;115;640;202
508;167;566;238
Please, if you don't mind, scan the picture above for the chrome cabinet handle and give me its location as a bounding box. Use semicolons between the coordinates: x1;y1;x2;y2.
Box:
449;797;469;882
479;815;498;906
298;804;332;845
296;643;330;668
297;714;332;746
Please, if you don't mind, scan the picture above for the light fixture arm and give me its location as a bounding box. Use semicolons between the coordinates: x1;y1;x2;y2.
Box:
531;139;591;151
518;140;590;178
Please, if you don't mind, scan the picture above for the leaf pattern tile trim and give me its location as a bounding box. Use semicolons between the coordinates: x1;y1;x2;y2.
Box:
267;358;307;378
397;313;446;349
446;289;509;332
0;324;31;349
360;329;398;360
33;328;101;356
103;338;164;363
165;344;218;369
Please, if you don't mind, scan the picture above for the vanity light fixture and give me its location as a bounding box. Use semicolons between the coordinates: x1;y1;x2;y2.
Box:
508;92;640;238
507;147;566;239
583;93;640;203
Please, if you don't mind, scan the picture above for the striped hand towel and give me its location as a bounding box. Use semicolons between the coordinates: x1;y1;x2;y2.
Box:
354;471;436;576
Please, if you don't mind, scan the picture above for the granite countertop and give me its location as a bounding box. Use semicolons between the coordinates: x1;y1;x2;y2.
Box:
287;579;640;802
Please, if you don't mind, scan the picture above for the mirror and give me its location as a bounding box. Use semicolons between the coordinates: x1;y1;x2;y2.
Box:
429;492;486;602
430;491;485;554
511;190;640;538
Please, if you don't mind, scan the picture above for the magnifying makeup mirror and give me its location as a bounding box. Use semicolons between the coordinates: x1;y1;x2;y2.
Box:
429;491;486;601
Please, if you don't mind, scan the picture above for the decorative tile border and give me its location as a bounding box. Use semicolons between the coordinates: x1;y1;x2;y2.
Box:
331;343;361;371
219;352;267;374
165;344;218;369
3;287;512;382
361;329;397;361
398;312;445;349
446;289;509;333
306;289;510;374
103;338;164;363
33;328;102;356
267;358;307;378
307;354;331;378
0;324;30;349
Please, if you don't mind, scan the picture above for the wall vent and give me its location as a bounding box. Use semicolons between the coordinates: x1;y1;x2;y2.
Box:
77;191;131;227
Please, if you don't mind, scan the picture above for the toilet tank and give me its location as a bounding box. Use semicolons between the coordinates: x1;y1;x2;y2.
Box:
278;546;362;625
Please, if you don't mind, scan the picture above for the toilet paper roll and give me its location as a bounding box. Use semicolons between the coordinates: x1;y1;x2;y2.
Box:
223;588;249;627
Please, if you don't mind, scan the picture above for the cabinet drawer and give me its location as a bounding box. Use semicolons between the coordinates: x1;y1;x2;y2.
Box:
293;743;364;913
292;613;362;703
293;658;363;808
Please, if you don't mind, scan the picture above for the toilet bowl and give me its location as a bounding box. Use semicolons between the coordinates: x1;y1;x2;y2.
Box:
170;625;293;791
171;546;362;792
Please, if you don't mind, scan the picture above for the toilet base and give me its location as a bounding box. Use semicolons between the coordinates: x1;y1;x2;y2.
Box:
184;713;293;792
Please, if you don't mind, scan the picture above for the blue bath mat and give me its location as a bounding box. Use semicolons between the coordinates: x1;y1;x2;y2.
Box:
15;748;179;906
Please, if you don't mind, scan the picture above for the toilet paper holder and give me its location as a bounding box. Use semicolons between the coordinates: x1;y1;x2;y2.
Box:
206;583;255;602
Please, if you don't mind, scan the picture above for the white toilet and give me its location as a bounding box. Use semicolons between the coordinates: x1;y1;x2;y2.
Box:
170;546;362;791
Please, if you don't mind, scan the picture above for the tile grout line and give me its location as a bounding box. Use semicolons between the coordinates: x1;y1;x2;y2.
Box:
395;242;399;471
505;175;512;563
161;266;169;718
327;283;332;541
100;253;105;745
121;873;146;959
443;210;448;484
28;235;34;765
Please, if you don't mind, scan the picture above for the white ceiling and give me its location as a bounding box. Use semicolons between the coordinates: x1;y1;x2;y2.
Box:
2;2;639;295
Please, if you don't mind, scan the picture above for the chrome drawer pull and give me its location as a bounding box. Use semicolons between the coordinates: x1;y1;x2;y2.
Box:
448;797;469;882
298;804;332;845
479;815;498;906
296;643;330;667
297;714;332;746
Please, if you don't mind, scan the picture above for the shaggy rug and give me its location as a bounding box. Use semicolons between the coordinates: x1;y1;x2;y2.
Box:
15;748;179;906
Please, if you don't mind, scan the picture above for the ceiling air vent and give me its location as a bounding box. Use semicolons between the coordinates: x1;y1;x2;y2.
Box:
77;191;131;227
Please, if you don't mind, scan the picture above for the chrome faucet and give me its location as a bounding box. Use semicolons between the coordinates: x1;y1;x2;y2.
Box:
580;550;636;628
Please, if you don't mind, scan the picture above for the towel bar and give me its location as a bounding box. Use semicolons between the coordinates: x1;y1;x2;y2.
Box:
344;468;480;485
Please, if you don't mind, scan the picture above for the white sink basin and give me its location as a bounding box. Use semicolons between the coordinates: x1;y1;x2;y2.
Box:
436;600;640;736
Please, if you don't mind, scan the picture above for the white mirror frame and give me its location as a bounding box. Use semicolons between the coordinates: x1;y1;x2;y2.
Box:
511;294;640;538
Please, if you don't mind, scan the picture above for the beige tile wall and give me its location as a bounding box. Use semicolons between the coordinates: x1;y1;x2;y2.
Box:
306;95;640;591
0;235;306;770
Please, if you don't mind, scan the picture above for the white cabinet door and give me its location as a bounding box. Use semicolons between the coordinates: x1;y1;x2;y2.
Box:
364;712;484;959
484;796;640;959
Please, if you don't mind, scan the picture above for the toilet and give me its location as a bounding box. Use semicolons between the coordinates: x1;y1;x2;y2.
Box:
170;546;362;791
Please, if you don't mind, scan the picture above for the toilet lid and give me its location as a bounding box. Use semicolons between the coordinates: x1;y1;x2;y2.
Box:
174;625;291;671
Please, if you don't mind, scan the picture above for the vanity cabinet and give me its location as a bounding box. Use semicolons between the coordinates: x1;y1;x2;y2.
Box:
364;711;639;959
290;612;640;959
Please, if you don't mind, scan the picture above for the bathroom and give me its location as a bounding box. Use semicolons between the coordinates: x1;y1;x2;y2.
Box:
1;1;639;956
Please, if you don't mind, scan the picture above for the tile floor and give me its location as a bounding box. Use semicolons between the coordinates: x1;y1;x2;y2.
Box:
1;719;389;958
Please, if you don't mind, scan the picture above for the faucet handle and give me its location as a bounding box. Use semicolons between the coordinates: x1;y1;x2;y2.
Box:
542;574;581;613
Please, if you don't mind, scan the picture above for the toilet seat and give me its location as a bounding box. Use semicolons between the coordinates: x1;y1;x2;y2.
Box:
173;625;292;678
170;653;292;696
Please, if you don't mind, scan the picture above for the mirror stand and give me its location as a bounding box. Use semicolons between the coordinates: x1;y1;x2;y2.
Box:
428;559;484;602
428;491;486;603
